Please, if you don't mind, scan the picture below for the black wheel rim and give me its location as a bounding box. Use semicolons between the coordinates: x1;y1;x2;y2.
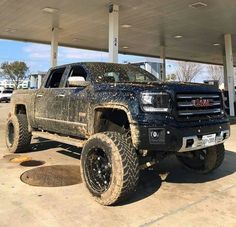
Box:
85;148;112;193
180;149;208;170
7;122;15;147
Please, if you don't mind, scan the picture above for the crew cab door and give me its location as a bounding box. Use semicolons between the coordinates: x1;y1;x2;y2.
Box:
34;66;67;132
59;64;90;138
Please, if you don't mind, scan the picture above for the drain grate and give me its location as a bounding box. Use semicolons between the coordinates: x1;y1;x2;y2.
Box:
20;165;82;187
20;160;45;167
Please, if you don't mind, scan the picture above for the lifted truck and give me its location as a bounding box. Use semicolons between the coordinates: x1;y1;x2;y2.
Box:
5;62;230;205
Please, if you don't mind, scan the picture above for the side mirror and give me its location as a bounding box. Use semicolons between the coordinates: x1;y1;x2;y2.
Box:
68;76;90;87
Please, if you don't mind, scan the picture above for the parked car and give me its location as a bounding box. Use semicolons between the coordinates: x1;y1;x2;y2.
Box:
0;87;13;103
5;62;230;205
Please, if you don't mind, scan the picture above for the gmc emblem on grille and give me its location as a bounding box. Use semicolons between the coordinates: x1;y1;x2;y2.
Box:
192;99;212;107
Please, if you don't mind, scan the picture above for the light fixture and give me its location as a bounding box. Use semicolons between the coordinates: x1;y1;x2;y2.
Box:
122;46;129;49
5;28;17;33
213;43;220;46
42;7;58;13
174;35;183;39
121;24;132;28
189;2;208;9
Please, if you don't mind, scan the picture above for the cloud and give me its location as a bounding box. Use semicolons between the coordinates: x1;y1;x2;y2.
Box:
23;43;109;62
60;47;108;61
23;44;50;59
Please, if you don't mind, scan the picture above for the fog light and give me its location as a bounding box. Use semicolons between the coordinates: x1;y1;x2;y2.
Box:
149;128;165;144
151;130;160;139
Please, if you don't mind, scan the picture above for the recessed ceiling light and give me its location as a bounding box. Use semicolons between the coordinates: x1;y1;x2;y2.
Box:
174;35;183;39
122;46;129;49
213;43;220;46
5;28;17;33
42;7;58;13
189;2;208;9
121;24;132;28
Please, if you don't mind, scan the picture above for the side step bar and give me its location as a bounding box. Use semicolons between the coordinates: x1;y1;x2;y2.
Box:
32;131;86;148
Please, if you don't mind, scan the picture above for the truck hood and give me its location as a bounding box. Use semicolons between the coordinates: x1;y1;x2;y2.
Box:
94;81;220;95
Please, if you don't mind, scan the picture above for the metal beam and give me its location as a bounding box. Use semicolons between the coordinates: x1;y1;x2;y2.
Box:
224;34;235;116
108;4;119;63
51;27;59;67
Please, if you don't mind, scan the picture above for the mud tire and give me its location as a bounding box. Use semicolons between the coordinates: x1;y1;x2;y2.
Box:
81;132;139;205
176;144;225;174
5;114;32;153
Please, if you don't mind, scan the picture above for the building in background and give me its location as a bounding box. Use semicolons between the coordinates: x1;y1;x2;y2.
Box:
29;72;47;89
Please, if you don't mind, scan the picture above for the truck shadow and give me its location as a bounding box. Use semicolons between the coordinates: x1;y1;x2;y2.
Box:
28;139;236;205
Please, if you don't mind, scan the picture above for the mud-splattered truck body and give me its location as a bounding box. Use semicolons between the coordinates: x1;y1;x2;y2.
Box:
6;62;230;205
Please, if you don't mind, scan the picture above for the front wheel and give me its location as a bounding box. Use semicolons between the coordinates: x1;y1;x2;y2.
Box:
176;144;225;174
81;132;139;205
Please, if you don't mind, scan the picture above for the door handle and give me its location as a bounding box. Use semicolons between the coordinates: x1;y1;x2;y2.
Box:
58;94;65;98
36;94;43;98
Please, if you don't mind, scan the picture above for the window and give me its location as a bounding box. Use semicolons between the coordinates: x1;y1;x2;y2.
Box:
66;66;87;87
45;68;66;88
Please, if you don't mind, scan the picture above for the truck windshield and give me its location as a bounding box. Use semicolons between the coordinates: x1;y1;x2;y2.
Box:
85;63;160;84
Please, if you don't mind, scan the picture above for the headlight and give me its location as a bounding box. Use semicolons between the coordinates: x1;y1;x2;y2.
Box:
140;92;171;112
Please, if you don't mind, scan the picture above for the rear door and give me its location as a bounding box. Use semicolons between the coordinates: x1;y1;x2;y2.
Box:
35;66;67;132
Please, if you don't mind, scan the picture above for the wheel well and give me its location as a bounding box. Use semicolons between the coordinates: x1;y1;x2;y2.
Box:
15;104;27;115
94;108;130;134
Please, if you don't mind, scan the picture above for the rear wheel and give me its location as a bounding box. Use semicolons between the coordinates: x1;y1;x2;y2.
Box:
5;114;32;153
81;132;139;205
176;144;225;174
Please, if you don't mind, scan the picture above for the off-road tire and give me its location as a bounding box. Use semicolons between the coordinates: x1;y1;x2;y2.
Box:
5;114;32;153
81;132;139;205
176;144;225;174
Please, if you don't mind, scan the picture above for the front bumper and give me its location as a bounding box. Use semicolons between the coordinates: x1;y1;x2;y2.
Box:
134;120;230;152
178;129;230;152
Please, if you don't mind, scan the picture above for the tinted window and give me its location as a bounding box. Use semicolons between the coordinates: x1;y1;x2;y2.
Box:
66;66;87;87
45;68;66;88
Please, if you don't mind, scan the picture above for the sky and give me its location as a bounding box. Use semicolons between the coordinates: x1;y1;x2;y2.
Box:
0;39;210;82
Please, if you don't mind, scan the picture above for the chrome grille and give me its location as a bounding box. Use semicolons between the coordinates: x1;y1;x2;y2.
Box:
176;93;223;120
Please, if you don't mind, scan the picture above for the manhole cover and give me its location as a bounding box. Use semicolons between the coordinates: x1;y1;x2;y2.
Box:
3;154;21;161
20;160;45;167
20;165;82;187
10;156;32;163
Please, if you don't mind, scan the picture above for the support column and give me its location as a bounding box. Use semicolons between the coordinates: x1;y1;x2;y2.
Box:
51;27;59;67
224;34;235;116
223;55;228;91
160;46;166;81
109;4;119;63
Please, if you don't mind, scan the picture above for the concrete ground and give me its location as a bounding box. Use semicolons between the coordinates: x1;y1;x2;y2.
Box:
0;102;236;227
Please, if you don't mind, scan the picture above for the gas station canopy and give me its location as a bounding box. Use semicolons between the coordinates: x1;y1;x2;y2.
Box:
1;0;236;65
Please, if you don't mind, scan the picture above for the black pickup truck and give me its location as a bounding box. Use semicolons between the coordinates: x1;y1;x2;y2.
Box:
6;62;230;205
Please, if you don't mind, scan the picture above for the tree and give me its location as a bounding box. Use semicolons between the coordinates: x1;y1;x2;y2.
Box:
175;61;203;82
207;65;223;83
1;61;29;89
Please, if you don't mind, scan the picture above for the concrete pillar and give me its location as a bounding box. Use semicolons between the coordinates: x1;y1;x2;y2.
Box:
109;4;119;63
160;46;166;81
51;27;59;67
224;34;235;116
223;55;228;91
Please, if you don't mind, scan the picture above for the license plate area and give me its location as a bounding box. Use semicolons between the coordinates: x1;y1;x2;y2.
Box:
202;134;216;147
